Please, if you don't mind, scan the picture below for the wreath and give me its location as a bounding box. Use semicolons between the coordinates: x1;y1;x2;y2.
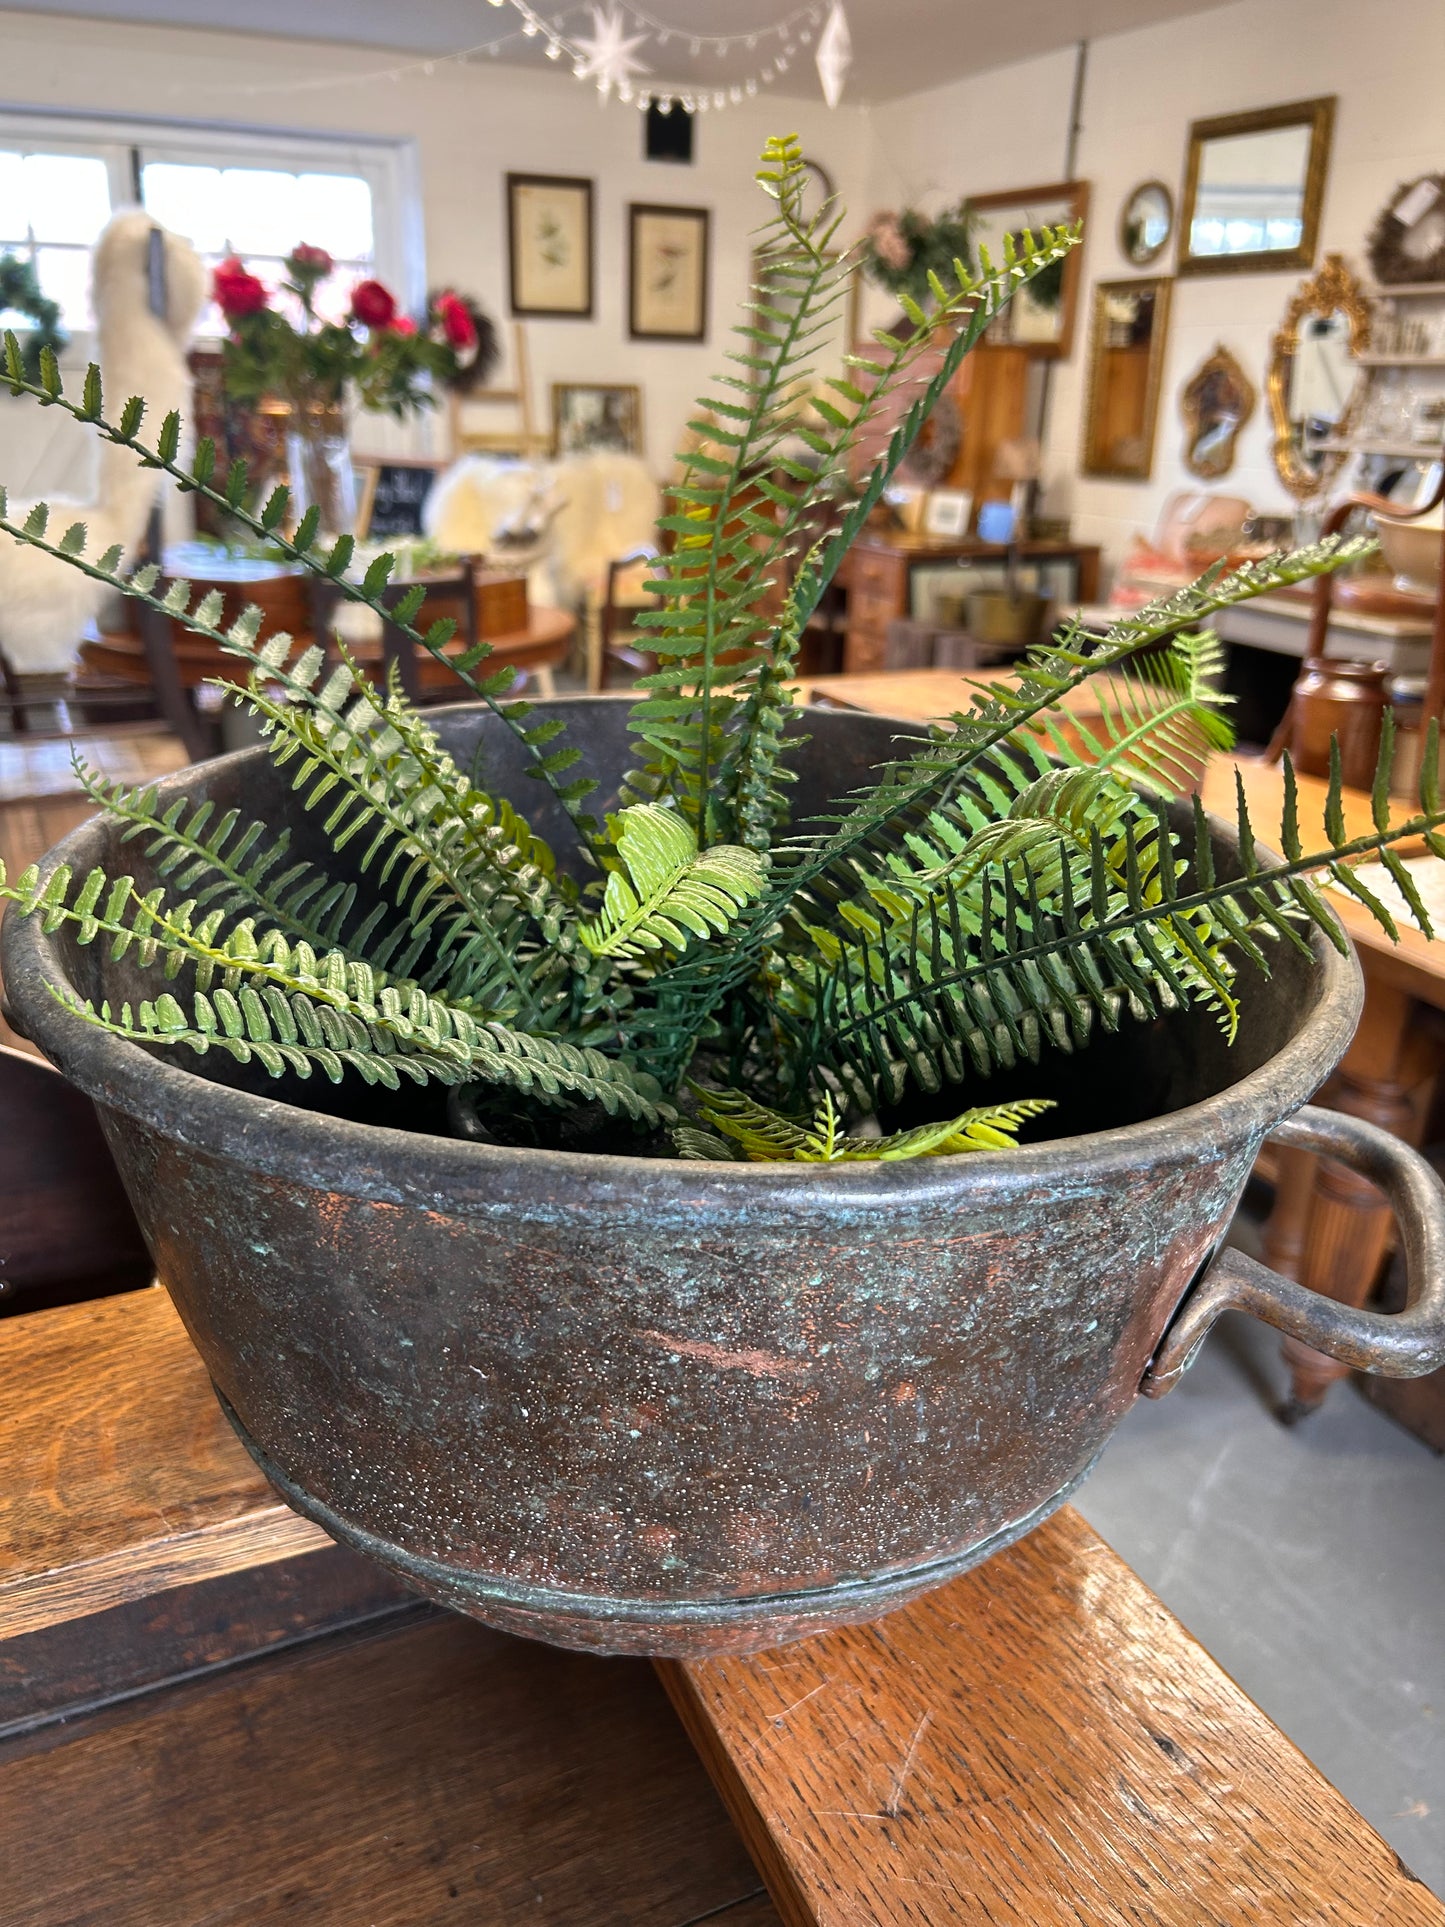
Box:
862;203;974;313
0;254;68;382
1367;173;1445;285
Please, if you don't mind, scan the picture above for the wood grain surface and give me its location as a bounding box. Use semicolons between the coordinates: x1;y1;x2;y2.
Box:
662;1507;1444;1927
0;1289;327;1640
0;1613;780;1927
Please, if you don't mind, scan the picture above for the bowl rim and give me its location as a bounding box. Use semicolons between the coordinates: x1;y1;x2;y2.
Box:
1;710;1363;1217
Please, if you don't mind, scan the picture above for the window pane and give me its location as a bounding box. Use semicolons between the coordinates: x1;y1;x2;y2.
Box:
21;153;110;245
219;168;302;255
295;172;373;260
142;161;227;253
0;151;26;240
33;244;94;328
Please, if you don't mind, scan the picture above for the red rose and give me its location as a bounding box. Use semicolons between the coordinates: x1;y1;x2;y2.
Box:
436;291;477;353
389;314;417;336
350;278;398;330
212;256;269;320
288;242;334;278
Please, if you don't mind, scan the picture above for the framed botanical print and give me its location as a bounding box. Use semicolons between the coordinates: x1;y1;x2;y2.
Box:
629;203;710;341
507;173;593;319
551;382;644;459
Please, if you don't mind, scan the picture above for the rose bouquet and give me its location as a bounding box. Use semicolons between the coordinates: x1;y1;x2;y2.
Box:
213;244;496;420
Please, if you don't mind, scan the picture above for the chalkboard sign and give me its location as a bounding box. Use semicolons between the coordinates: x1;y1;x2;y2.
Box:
356;459;442;540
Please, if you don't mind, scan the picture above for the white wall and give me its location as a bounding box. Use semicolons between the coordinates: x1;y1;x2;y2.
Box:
865;0;1445;576
0;7;871;492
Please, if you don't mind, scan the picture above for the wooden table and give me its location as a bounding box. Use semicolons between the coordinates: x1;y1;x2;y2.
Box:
805;668;1445;1423
1;1285;1438;1923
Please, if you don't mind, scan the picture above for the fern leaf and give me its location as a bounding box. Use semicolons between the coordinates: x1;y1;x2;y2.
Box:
579;805;766;959
682;1085;1054;1162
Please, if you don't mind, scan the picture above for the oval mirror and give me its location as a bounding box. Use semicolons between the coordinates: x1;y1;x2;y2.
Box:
1120;181;1173;265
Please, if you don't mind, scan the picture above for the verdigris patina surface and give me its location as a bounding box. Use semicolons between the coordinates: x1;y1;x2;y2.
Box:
6;702;1443;1657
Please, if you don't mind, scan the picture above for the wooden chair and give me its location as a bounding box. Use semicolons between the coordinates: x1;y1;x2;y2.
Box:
0;1044;152;1317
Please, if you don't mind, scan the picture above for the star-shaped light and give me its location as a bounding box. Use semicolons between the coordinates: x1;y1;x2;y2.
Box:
571;5;651;98
815;1;852;107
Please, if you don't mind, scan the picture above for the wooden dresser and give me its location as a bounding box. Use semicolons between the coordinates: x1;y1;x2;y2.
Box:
841;530;1102;674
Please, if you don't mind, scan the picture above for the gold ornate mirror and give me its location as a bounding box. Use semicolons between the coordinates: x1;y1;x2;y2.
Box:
1267;254;1372;499
1081;277;1172;478
1179;96;1334;276
1180;344;1256;479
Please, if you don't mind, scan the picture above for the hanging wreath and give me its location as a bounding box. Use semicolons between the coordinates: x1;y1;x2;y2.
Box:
0;254;68;382
862;203;974;314
1367;174;1445;286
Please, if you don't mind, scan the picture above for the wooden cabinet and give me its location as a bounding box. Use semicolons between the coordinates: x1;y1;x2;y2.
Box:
840;532;1102;674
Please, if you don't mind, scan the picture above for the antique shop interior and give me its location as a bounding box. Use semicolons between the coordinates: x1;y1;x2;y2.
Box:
1;0;1443;1916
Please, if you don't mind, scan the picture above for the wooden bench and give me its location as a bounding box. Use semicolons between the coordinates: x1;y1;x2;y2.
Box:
1;1287;1439;1924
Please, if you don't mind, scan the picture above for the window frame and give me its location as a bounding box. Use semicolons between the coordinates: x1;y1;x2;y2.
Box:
0;109;421;354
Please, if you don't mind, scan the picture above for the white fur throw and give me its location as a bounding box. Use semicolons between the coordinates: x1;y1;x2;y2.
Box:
0;209;206;676
425;449;660;607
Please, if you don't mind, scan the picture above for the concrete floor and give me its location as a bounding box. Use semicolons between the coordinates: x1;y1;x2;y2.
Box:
1077;1305;1444;1897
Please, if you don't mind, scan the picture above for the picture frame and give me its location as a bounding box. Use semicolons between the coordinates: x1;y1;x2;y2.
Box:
551;382;644;459
967;180;1090;358
924;488;973;538
629;203;710;342
353;455;446;542
507;173;594;320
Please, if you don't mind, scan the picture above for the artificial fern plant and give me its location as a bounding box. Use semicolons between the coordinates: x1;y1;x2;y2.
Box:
2;136;1440;1167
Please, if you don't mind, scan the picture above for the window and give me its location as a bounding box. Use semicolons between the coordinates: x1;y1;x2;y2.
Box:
0;114;415;343
141;160;377;333
0;147;115;330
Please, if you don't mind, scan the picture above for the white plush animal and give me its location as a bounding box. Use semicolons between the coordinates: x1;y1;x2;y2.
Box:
0;210;207;675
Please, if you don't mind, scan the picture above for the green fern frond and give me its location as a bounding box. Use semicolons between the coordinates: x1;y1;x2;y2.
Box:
0;358;602;855
798;723;1445;1107
680;1085;1055;1162
4;859;669;1122
579;805;767;960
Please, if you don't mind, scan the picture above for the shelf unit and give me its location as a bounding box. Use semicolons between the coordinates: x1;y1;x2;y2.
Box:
1318;438;1445;459
1365;281;1445;299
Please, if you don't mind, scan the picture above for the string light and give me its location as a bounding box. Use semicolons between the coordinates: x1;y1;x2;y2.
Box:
211;0;848;111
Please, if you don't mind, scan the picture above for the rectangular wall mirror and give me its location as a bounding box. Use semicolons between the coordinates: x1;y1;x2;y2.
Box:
1178;97;1334;276
1081;277;1172;479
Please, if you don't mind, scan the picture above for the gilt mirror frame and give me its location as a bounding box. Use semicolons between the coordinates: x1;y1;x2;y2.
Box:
1267;253;1373;500
1081;276;1173;480
1178;96;1335;278
1180;344;1256;479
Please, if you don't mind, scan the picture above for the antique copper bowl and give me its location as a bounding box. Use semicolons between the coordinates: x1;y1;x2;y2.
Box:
6;701;1443;1656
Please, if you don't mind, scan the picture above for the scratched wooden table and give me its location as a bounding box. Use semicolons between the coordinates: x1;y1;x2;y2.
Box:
1;1286;1437;1923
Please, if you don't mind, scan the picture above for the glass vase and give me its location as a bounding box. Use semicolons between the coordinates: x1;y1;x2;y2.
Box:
286;401;357;539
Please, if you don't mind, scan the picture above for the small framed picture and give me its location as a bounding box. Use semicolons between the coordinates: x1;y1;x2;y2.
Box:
629;203;710;341
924;488;973;538
507;173;593;319
551;382;644;459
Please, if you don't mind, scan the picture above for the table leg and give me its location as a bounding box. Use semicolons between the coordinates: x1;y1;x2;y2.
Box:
1279;984;1434;1423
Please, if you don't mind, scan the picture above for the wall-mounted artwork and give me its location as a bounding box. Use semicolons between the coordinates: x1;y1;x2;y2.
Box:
507;173;594;319
551;382;644;458
967;181;1089;357
628;203;710;341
